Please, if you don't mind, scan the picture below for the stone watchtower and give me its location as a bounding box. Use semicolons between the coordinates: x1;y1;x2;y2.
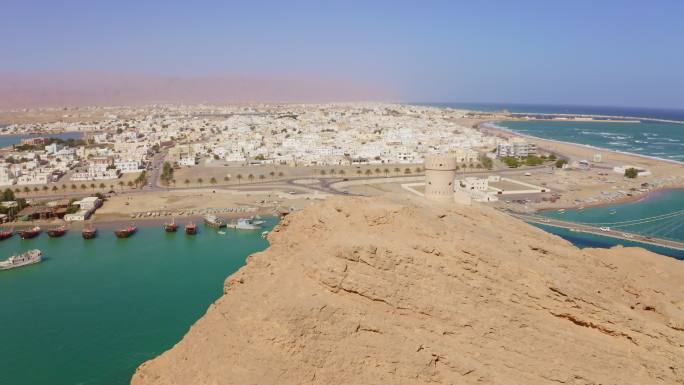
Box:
424;154;457;202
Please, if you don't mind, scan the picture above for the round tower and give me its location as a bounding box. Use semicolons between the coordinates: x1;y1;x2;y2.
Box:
424;154;457;201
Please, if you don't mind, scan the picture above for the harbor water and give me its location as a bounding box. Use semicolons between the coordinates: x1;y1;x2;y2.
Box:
0;131;83;148
537;189;684;260
0;217;278;385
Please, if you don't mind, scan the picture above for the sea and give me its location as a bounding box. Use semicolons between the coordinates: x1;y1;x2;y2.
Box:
423;103;684;257
0;218;278;385
0;131;84;148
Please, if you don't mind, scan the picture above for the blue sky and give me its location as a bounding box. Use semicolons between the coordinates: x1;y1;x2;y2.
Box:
2;0;683;108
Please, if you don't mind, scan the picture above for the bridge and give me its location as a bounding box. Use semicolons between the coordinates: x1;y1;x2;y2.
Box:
509;210;684;252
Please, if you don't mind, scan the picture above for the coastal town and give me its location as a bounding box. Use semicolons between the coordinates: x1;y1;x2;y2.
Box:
1;103;683;229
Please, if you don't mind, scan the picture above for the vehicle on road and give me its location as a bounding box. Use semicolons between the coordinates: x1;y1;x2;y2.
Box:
622;233;634;238
600;227;611;232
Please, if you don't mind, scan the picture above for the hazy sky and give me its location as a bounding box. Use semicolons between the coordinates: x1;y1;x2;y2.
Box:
2;0;684;108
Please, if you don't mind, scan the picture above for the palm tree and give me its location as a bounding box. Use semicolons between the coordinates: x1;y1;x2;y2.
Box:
184;179;190;187
320;170;326;176
197;177;203;185
383;168;390;177
374;168;381;175
118;181;124;191
365;169;372;176
52;185;58;192
61;184;67;190
71;184;77;190
277;171;284;177
269;171;275;179
90;183;96;191
14;188;20;194
210;177;217;185
23;187;30;194
42;185;49;193
223;176;229;182
339;169;345;176
248;174;254;182
236;174;242;184
259;174;265;181
33;187;39;193
356;169;362;176
394;167;400;175
127;181;133;188
99;183;106;190
329;169;336;176
414;167;422;173
405;168;411;174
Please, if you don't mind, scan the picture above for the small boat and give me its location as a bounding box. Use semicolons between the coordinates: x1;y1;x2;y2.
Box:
115;225;137;238
185;222;197;235
609;209;617;215
557;209;565;213
0;228;13;241
227;218;261;230
217;231;226;235
203;214;225;228
82;224;97;239
1;249;42;271
47;226;67;238
261;231;269;239
19;226;41;239
163;218;178;233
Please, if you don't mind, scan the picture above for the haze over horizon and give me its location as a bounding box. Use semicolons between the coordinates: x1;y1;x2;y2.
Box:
2;0;683;109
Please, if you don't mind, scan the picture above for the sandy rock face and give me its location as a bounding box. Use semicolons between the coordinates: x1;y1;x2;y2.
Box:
132;197;684;385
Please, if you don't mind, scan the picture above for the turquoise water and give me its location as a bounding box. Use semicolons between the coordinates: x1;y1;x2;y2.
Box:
537;189;684;259
0;218;277;385
0;131;83;148
495;120;684;162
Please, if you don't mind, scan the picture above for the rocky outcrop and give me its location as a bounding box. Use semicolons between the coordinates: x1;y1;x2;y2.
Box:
132;197;683;385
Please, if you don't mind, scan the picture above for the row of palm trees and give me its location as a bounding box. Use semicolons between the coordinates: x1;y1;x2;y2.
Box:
320;167;423;177
179;170;287;187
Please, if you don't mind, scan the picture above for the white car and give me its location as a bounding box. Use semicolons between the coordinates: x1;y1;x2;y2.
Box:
622;233;634;239
600;227;611;232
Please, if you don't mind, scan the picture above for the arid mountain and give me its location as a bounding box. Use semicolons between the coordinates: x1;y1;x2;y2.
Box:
132;197;683;385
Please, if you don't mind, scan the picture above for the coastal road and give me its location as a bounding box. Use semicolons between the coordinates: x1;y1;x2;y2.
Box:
510;212;684;252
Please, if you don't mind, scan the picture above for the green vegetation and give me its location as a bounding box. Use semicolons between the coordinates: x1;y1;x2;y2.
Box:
624;167;639;178
160;162;174;185
479;155;493;170
523;155;544;166
555;159;568;168
501;157;520;168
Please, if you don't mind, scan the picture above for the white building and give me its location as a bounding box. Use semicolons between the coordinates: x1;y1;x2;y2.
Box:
114;159;142;173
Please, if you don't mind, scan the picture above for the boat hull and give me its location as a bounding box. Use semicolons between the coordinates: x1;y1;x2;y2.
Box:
0;232;13;241
82;231;97;239
19;231;41;239
47;229;67;238
164;224;178;232
185;226;197;235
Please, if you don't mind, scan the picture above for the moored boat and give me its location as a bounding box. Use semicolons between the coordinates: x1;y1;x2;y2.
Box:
185;222;197;235
1;249;42;270
227;217;261;230
47;226;67;238
19;226;41;239
163;218;178;232
0;228;13;241
203;214;225;228
82;224;97;239
115;225;137;238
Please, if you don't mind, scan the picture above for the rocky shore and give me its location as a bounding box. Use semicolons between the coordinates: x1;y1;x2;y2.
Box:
132;196;683;385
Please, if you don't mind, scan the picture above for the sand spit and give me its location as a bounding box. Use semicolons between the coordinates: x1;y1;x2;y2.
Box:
132;197;683;385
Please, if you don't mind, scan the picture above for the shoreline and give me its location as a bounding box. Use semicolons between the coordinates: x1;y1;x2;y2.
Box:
482;121;684;166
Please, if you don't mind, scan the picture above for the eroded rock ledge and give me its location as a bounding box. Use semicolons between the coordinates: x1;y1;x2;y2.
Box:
133;197;683;385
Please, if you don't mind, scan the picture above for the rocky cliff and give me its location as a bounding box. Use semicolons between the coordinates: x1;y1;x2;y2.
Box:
132;197;683;385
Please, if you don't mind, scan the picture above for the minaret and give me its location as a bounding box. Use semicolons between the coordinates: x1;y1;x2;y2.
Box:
424;154;457;202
